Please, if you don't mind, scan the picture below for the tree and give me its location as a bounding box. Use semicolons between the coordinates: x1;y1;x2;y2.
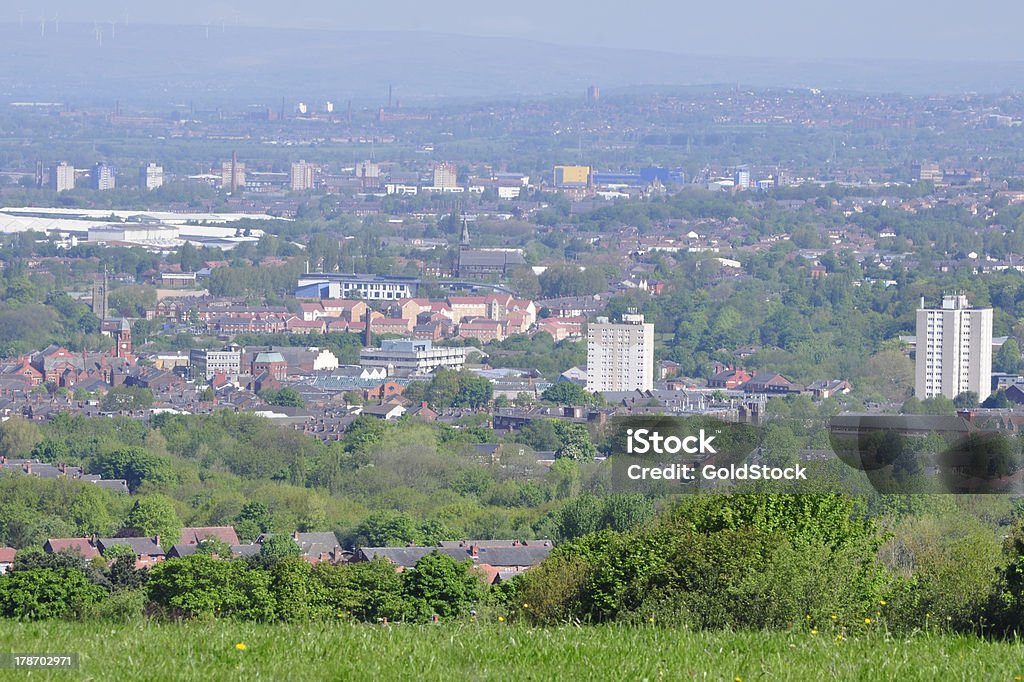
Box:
455;372;493;409
402;552;484;621
0;568;106;620
995;338;1023;373
857;349;914;402
101;543;136;562
761;423;800;467
542;382;597;406
259;534;302;562
553;422;597;461
315;558;412;623
551;495;603;541
514;419;562;452
124;496;182;545
920;395;956;416
270;556;323;622
982;390;1011;409
94;447;173;493
146;555;274;621
101;386;154;413
425;370;460;409
261;388;305;408
178;242;204;272
0;417;42;458
954;391;979;409
355;511;420;547
235;502;273;544
196;537;233;557
599;493;655;532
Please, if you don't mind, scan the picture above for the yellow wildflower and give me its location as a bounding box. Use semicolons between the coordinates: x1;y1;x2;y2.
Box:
810;629;818;636
498;616;505;622
864;618;872;624
235;643;247;651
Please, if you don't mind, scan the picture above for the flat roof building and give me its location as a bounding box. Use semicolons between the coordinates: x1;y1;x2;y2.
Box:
360;338;467;377
915;294;993;402
586;313;654;393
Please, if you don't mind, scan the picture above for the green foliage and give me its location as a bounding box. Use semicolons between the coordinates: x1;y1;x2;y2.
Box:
512;419;596;460
146;555;274;621
235;502;273;544
552;422;597;461
101;386;155;413
260;388;306;408
423;370;493;409
515;494;885;628
982;390;1011;408
314;558;411;623
541;382;599;406
0;417;42;458
93;447;174;493
995;338;1023;373
881;513;1003;631
402;552;486;621
353;511;450;547
953;391;979;409
0;568;106;620
124;496;182;545
101;543;135;562
538;264;608;298
545;494;654;543
196;537;233;558
259;535;303;562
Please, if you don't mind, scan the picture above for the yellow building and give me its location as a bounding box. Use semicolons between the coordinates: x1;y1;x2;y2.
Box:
554;165;591;188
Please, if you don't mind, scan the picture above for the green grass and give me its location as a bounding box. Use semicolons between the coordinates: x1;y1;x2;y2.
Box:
1;621;1022;681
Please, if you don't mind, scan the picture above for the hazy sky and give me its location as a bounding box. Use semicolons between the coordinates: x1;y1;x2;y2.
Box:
21;0;1024;62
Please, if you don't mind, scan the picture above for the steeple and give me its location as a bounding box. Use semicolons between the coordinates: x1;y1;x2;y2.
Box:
460;218;470;248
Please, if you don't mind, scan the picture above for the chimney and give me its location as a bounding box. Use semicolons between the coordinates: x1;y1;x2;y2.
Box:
154;534;160;547
469;544;478;558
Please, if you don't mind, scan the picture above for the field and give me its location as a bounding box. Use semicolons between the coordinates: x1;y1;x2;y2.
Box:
1;622;1022;681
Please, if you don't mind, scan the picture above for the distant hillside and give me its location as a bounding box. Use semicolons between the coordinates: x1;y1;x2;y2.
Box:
2;23;1024;105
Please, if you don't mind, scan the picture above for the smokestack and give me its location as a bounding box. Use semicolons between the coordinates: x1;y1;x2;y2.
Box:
388;84;393;109
363;311;373;348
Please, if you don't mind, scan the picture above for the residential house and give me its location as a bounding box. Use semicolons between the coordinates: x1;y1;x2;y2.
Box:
0;547;15;574
96;536;165;568
43;537;100;561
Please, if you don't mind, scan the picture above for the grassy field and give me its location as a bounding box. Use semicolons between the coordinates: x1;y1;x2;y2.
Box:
1;621;1022;681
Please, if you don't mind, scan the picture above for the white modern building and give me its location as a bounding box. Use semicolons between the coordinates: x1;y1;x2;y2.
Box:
88;225;180;244
290;160;315;191
432;162;458;190
360;339;467;377
295;273;419;301
915;294;993;402
189;347;243;381
50;162;75;192
93;162;116;191
585;313;654;393
140;163;164;190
